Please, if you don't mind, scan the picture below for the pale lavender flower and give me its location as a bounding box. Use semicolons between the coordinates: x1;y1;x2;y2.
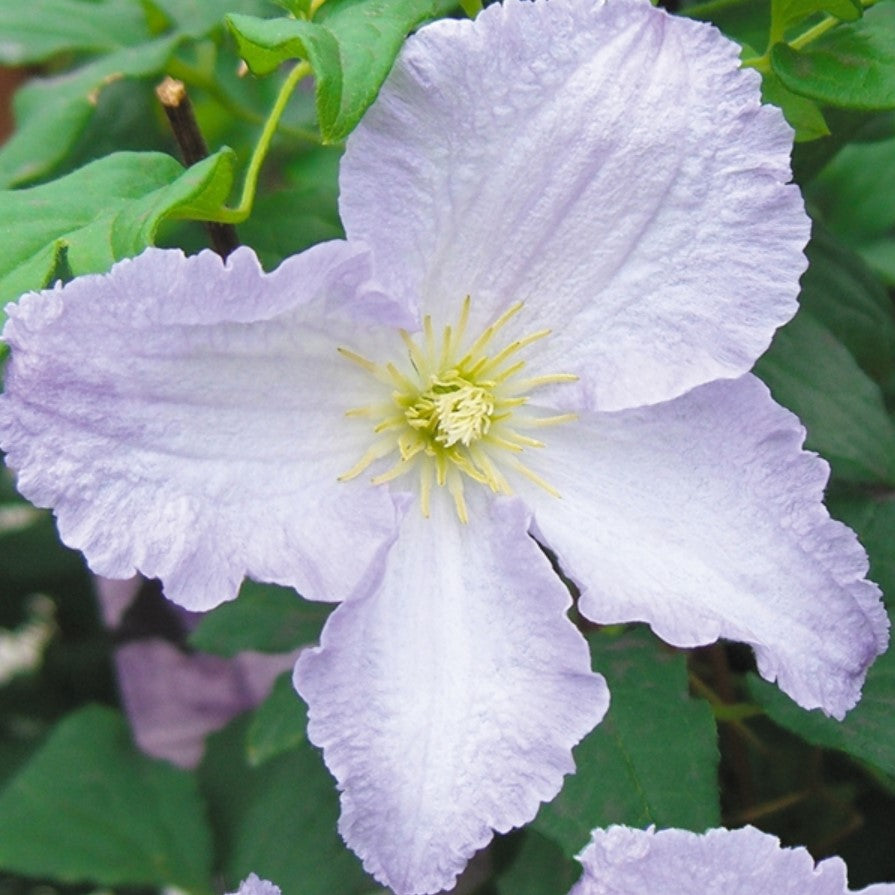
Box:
0;0;888;892
95;576;298;768
227;874;281;895
570;826;895;894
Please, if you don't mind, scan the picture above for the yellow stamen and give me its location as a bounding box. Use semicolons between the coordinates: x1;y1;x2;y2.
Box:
338;440;394;481
474;329;551;376
506;457;561;498
519;413;579;428
338;347;379;374
462;301;523;362
513;373;579;390
419;464;433;518
337;297;575;520
371;457;416;485
447;471;469;524
400;329;429;375
373;414;406;433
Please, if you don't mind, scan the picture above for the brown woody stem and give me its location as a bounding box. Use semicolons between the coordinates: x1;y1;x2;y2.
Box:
155;76;240;259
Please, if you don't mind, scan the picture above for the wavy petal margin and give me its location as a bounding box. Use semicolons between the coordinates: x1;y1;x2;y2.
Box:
228;874;281;895
569;826;891;894
521;376;888;719
0;244;404;610
295;492;608;895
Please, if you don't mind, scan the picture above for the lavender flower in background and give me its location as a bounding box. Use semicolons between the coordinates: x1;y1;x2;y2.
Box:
570;826;895;895
95;576;298;769
0;0;889;892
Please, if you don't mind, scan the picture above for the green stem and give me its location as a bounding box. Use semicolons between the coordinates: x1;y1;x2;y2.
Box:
741;51;771;73
743;0;878;71
788;13;840;51
460;0;484;16
167;57;320;143
216;60;313;224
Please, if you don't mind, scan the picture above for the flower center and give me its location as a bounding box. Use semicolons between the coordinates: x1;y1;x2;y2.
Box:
338;297;575;522
407;374;494;448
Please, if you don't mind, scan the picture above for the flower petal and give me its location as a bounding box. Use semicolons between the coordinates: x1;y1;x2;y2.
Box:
0;243;405;610
569;825;878;894
520;375;888;718
228;874;281;895
340;0;809;410
294;491;608;895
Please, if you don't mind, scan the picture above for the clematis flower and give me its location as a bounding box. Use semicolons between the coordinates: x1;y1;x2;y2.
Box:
0;0;889;892
569;825;895;894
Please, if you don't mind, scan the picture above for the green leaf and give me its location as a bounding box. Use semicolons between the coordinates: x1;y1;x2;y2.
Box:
806;131;895;284
227;0;456;141
190;581;333;657
772;3;895;110
146;0;270;38
226;14;341;128
0;35;182;188
0;705;214;892
684;0;771;54
532;628;720;856
773;0;861;35
200;714;373;895
271;0;315;15
762;70;830;141
755;307;895;485
0;0;151;64
797;225;895;384
810;134;895;245
792;107;895;184
492;830;580;895
0;149;236;315
246;671;308;767
749;493;895;777
860;237;895;286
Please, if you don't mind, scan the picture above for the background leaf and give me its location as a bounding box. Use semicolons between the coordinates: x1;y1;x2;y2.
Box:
532;628;720;856
762;70;831;141
200;713;373;895
0;36;181;188
0;149;235;317
684;0;771;54
190;581;333;657
146;0;270;38
246;672;308;767
228;0;457;141
0;705;214;892
0;0;150;65
755;307;895;485
773;0;861;34
771;2;895;111
491;830;580;895
240;145;343;268
796;225;895;384
808;134;895;287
